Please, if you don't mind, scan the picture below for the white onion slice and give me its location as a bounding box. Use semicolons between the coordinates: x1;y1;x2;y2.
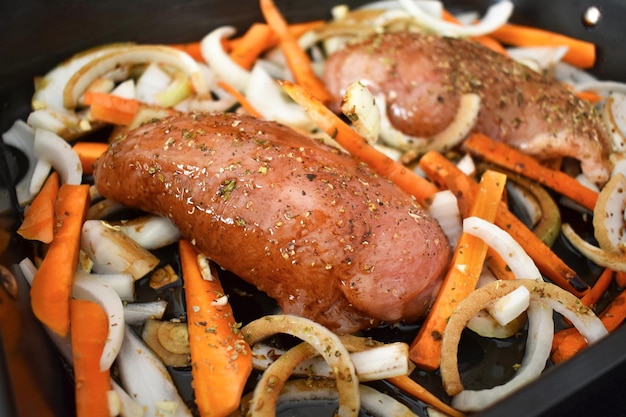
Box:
242;314;360;417
463;216;542;280
123;300;168;326
602;92;626;152
89;272;135;302
135;63;172;105
117;325;192;417
63;45;208;109
507;46;569;73
451;300;554;412
200;26;251;92
340;81;381;144
397;0;513;37
488;285;530;326
110;379;145;417
246;63;315;130
33;128;83;185
593;172;626;253
28;159;52;197
427;190;462;249
113;215;181;250
81;220;159;280
73;270;125;371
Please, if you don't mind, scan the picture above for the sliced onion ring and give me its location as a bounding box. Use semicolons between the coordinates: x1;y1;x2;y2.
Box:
63;45;208;109
440;279;608;397
562;223;626;272
593;172;626;253
397;0;513;37
200;26;251;92
241;314;359;417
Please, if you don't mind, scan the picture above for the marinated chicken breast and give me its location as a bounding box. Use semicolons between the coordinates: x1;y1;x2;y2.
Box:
94;112;451;334
323;32;611;183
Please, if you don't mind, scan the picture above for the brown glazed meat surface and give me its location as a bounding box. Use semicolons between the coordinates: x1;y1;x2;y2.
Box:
323;32;611;183
94;112;450;334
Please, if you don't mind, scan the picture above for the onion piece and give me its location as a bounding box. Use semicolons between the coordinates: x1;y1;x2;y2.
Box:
463;216;542;280
562;223;626;272
427;190;462;249
89;272;135;302
450;300;554;412
593;172;626;253
242;314;360;417
340;81;381;144
488;285;530;326
200;26;251;92
507;46;569;73
397;0;513;37
251;339;410;381
110;379;145;417
117;325;192;417
63;45;208;109
440;279;607;397
602;92;626;152
123;300;168;326
111;215;181;250
246;63;315;130
73;270;125;371
135;63;173;105
81;220;159;280
33;128;83;185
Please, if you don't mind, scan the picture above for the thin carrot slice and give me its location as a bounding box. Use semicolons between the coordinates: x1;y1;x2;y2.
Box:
280;80;439;204
83;91;142;126
228;23;277;70
463;133;598;212
409;169;507;370
30;183;90;336
490;23;596;69
72;142;109;175
581;267;613;308
217;80;263;118
551;287;626;363
179;239;252;417
260;0;333;104
17;172;60;243
70;299;112;417
418;150;585;296
169;42;205;62
387;376;465;417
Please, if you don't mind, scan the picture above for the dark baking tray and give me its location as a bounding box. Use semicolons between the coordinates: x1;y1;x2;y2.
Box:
1;1;625;416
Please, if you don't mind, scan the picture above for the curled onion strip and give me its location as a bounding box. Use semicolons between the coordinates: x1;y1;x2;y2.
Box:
463;216;542;280
200;26;251;92
440;279;608;397
562;223;626;272
241;314;359;417
450;300;553;411
397;0;513;37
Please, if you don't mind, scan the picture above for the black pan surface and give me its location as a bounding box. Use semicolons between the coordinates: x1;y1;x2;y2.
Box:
1;1;625;416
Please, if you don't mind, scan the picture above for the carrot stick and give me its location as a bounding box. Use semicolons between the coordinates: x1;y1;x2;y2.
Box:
387;376;465;417
17;172;60;244
72;142;109;175
441;9;507;55
169;41;206;62
409;169;507;370
83;91;142;126
617;271;626;288
418;150;586;296
216;80;263;118
552;287;626;364
486;247;517;281
179;239;252;417
228;23;277;70
490;23;596;69
70;299;112;417
580;267;613;308
280;80;439;204
463;133;598;212
30;183;90;336
260;0;333;104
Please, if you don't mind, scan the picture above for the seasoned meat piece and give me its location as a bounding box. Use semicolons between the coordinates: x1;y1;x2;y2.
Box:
322;32;611;183
94;112;450;334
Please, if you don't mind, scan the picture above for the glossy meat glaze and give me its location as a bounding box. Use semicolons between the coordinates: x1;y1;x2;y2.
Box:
323;32;611;183
94;112;451;333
